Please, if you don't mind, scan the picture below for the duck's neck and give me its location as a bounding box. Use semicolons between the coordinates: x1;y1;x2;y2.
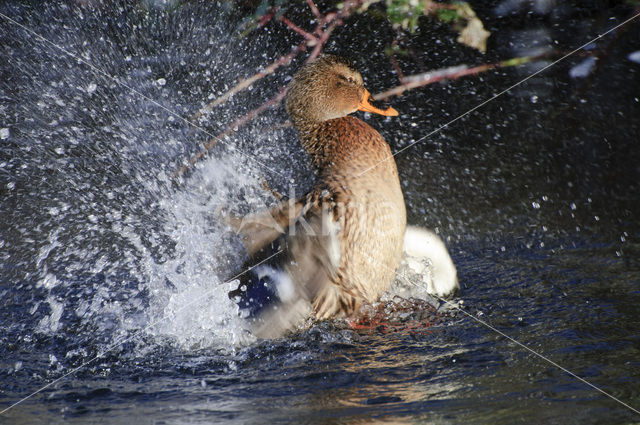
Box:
290;116;335;171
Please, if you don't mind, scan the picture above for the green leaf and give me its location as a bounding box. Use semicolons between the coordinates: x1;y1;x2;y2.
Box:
436;8;458;22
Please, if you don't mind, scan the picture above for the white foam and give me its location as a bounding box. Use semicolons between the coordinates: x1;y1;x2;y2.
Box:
142;154;265;348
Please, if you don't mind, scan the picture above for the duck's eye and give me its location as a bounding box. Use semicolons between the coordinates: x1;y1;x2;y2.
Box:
338;74;356;84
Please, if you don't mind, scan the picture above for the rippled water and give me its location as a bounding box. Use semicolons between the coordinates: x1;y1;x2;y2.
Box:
1;1;639;424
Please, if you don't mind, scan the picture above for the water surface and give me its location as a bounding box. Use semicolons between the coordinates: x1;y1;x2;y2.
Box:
1;1;639;424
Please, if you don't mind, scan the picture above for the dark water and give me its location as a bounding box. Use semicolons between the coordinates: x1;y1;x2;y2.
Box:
1;1;640;424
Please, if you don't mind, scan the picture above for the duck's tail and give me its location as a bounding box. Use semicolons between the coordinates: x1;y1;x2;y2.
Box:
403;226;460;297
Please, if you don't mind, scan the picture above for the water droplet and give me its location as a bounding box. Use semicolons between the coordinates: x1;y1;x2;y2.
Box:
87;82;97;94
0;128;9;139
41;273;58;289
157;78;167;86
569;57;597;78
532;201;540;209
530;95;538;103
628;50;640;64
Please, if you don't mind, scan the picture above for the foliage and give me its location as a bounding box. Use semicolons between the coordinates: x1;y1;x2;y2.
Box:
353;0;491;52
385;0;429;30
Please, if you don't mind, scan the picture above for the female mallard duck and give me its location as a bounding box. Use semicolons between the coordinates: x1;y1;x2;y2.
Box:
228;55;457;337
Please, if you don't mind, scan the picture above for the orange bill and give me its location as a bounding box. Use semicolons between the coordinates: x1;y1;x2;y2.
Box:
357;89;398;117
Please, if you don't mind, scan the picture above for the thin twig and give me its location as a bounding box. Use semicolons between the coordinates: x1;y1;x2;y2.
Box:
387;37;407;83
256;6;279;28
189;1;362;122
179;0;367;177
173;87;288;179
190;42;306;123
374;54;554;100
279;15;318;43
306;0;322;21
307;21;338;62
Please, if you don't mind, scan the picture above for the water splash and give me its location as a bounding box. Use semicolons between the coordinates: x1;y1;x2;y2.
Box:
143;154;269;349
0;2;297;355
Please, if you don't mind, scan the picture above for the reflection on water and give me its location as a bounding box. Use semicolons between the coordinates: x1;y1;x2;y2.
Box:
1;1;639;424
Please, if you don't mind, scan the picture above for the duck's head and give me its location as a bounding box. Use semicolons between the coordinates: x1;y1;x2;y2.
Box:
285;55;398;125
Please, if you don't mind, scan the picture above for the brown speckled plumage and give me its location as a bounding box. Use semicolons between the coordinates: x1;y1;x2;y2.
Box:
231;55;406;334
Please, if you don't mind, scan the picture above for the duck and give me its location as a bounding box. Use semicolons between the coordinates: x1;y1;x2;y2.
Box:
227;55;456;337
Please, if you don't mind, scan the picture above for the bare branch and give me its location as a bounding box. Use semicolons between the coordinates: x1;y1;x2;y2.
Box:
279;15;318;44
174;87;289;179
306;0;323;21
387;38;407;83
306;20;338;62
256;6;279;28
177;0;369;178
374;64;493;100
190;42;306;123
374;54;552;100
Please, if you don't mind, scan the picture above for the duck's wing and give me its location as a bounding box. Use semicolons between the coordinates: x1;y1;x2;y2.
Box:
230;196;344;338
255;200;344;337
286;199;342;294
224;196;306;256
